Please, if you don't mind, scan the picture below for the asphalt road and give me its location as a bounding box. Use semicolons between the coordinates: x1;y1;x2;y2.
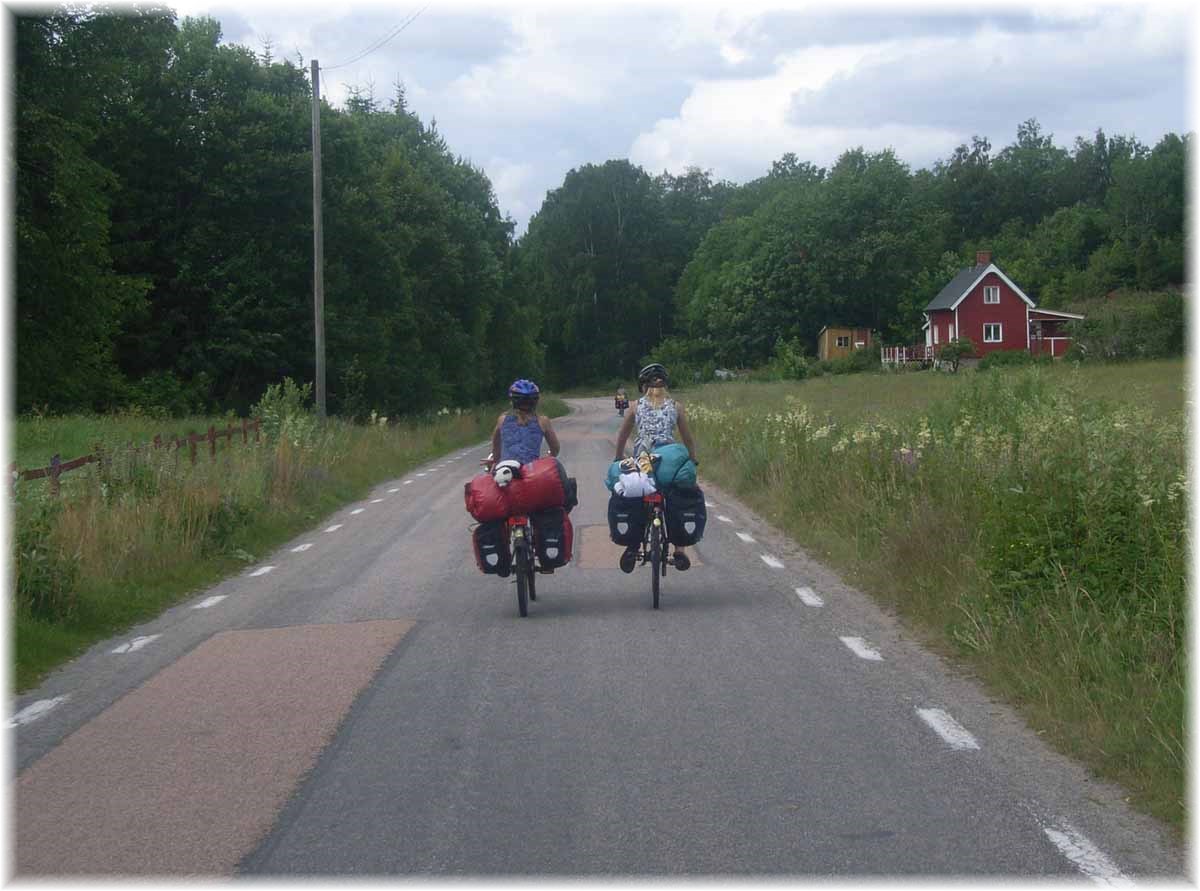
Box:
11;397;1185;878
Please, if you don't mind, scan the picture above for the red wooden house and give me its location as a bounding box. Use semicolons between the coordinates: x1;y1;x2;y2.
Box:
921;251;1084;359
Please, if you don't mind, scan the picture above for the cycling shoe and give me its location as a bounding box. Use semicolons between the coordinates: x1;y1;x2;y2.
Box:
673;551;691;571
619;546;638;573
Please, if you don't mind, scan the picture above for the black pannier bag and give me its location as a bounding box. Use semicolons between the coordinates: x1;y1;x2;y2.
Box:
531;507;573;568
664;484;706;546
607;493;647;547
563;476;579;513
473;520;512;576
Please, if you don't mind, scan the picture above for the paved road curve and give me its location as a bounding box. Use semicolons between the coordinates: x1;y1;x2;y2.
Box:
12;398;1183;878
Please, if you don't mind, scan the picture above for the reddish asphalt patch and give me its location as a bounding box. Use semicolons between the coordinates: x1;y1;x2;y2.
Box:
15;619;413;877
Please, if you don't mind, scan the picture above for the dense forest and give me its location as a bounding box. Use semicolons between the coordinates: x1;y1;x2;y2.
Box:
14;7;1189;414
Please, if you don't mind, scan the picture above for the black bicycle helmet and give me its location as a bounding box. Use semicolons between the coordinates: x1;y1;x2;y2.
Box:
637;363;669;391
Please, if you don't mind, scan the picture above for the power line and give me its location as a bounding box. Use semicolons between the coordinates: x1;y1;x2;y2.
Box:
323;4;430;71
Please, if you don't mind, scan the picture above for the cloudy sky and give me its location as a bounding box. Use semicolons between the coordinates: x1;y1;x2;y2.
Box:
159;1;1192;233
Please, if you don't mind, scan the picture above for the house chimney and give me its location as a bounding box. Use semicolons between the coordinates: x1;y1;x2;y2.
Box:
976;250;992;268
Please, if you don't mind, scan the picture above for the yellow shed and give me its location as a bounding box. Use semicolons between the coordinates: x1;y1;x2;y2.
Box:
817;326;873;361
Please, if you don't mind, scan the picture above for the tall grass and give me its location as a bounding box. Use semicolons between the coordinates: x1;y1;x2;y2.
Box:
687;360;1186;830
11;396;570;690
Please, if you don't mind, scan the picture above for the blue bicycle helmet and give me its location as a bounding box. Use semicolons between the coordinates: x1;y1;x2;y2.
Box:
508;378;540;408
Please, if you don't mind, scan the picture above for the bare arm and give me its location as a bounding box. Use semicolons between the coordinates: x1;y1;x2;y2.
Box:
675;403;697;462
489;413;505;466
613;411;636;460
540;415;561;457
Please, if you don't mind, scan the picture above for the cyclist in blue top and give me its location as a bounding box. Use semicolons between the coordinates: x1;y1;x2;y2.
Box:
490;379;561;466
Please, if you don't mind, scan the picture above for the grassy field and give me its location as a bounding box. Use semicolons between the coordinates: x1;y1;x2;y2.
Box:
685;359;1186;833
11;395;569;690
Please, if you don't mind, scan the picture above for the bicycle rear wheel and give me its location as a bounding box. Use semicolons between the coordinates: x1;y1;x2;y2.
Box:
514;537;530;617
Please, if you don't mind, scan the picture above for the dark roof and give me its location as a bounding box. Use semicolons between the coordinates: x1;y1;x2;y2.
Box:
925;265;986;311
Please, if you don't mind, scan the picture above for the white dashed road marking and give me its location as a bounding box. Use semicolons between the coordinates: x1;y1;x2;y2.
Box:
370;498;384;504
403;480;414;485
795;586;824;607
291;543;313;553
350;508;365;515
249;565;275;577
192;595;227;610
1041;820;1131;885
10;696;69;728
387;488;400;493
325;524;343;533
736;532;756;543
111;635;161;655
840;636;883;661
717;515;732;523
760;554;784;569
417;473;427;477
916;708;980;750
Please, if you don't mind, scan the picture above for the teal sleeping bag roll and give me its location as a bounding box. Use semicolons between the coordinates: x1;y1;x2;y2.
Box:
653;443;697;487
606;443;697;491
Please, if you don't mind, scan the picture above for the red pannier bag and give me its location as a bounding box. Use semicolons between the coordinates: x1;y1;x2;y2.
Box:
464;473;511;522
507;456;569;515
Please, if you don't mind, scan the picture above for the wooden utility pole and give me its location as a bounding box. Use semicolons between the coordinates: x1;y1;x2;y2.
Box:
311;59;327;418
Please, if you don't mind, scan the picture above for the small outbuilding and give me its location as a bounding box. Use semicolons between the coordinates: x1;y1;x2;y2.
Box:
817;326;873;361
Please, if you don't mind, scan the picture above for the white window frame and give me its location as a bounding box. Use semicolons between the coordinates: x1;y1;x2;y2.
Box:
983;285;1000;304
947;323;955;340
933;324;939;345
983;322;1003;343
836;335;849;348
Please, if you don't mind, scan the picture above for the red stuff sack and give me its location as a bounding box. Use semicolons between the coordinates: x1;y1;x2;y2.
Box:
507;456;568;514
464;473;511;522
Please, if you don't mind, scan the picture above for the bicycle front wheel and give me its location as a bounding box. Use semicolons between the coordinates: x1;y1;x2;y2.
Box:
650;520;661;609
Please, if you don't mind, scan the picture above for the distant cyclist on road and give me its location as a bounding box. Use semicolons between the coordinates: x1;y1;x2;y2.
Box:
613;363;698;571
490;379;561;467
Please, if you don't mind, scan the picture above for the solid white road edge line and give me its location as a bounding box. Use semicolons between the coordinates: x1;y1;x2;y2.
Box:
839;636;883;661
249;565;275;577
111;635;161;655
325;524;343;533
291;543;313;552
795;586;824;607
736;532;756;543
1041;820;1131;886
192;595;227;609
9;696;69;728
916;707;980;750
761;554;784;569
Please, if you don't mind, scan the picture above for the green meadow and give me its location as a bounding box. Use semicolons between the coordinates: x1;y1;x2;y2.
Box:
686;359;1186;832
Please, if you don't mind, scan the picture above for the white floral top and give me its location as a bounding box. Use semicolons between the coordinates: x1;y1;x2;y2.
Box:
634;396;677;455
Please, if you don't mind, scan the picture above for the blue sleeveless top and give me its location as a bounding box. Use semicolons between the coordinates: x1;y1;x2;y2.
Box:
500;413;544;464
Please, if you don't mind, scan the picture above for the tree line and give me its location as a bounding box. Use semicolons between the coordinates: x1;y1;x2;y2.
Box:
15;6;537;417
14;6;1189;414
519;122;1186;384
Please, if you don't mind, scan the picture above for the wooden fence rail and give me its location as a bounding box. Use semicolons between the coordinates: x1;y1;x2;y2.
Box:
10;418;261;497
